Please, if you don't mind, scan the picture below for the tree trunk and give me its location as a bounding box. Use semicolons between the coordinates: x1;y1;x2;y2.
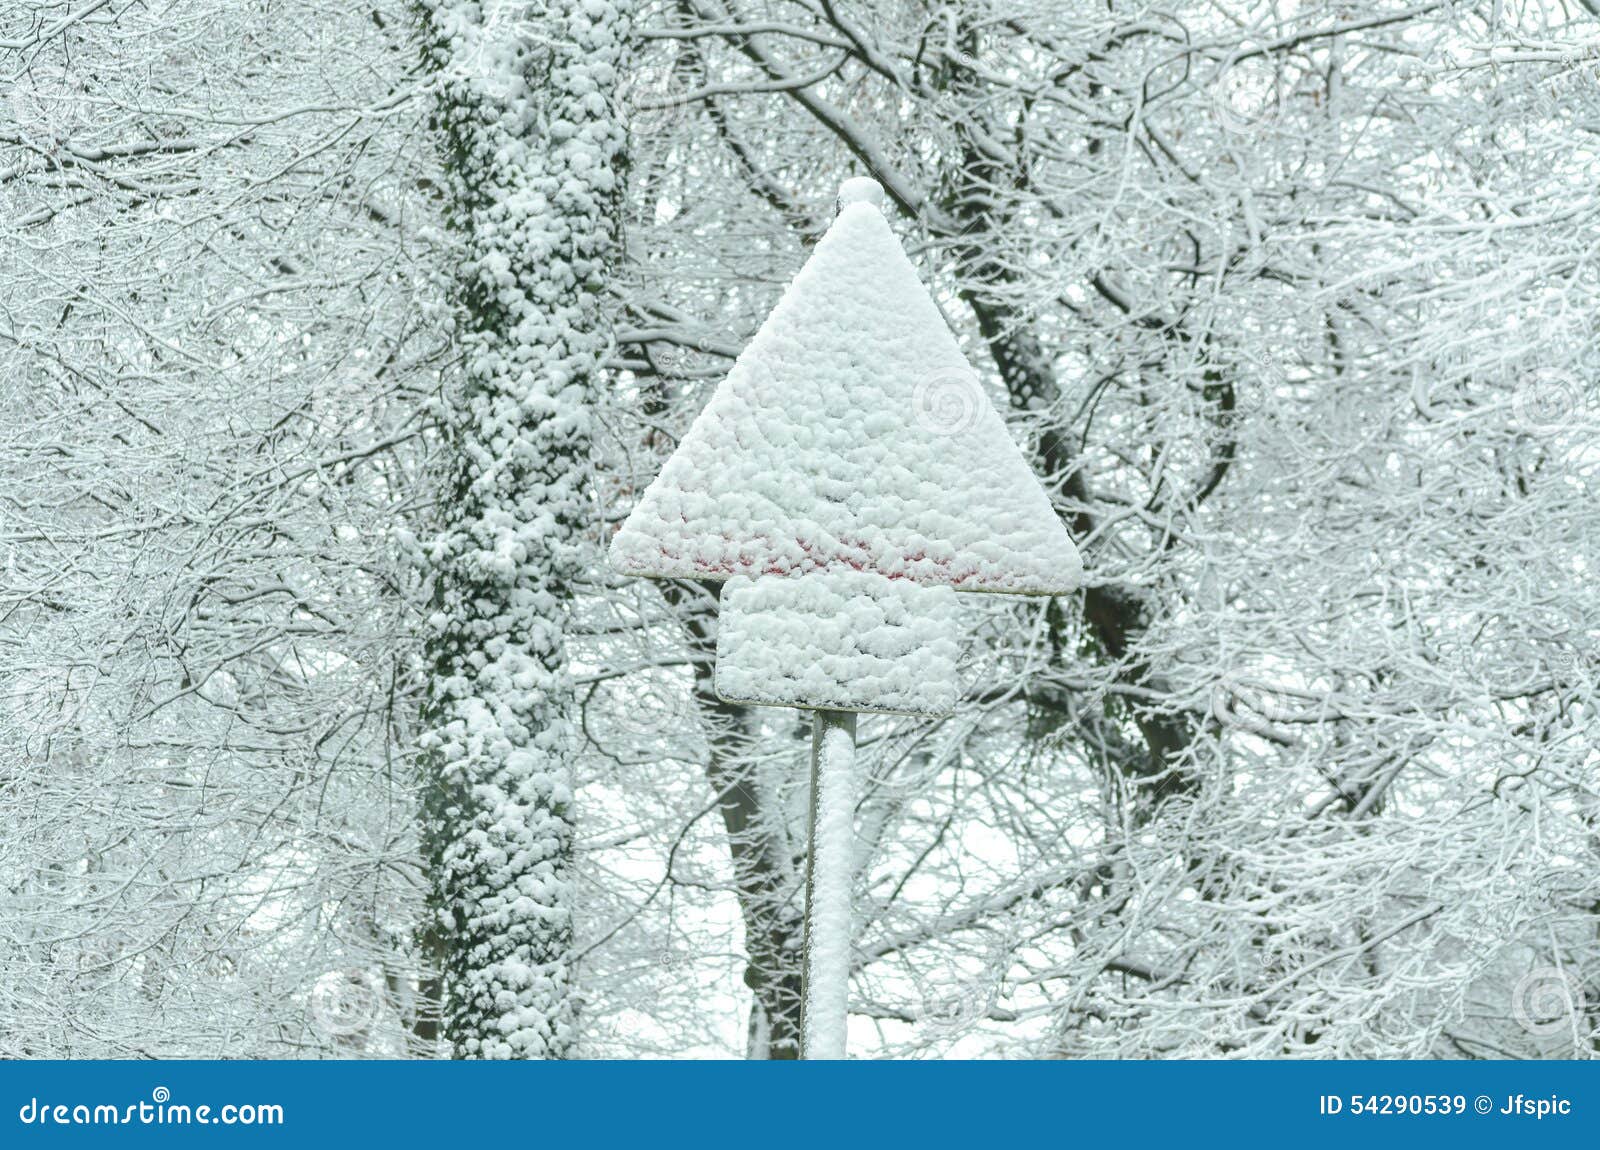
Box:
665;581;806;1058
417;0;632;1058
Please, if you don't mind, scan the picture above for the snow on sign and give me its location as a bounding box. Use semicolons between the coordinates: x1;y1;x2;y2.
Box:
611;177;1083;1059
610;176;1082;597
714;571;960;717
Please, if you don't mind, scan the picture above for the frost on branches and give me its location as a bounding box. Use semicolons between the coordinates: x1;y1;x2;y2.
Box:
418;0;630;1059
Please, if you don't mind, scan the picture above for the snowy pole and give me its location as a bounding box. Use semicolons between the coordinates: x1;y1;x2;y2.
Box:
801;708;856;1060
795;181;880;1060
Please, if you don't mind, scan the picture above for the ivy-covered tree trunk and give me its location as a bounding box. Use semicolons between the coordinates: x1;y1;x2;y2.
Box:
418;0;630;1059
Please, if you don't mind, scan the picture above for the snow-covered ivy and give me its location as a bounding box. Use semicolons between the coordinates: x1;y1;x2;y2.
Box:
417;0;631;1059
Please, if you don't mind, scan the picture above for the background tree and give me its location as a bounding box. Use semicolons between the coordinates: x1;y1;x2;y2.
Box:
1;0;440;1055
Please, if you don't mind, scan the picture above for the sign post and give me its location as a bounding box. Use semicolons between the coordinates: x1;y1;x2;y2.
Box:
611;177;1082;1058
801;708;857;1060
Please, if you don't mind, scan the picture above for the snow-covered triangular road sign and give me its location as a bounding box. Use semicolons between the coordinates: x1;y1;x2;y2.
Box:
713;570;961;717
611;178;1081;596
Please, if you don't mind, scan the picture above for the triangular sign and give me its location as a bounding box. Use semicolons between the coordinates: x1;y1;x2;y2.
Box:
612;178;1081;596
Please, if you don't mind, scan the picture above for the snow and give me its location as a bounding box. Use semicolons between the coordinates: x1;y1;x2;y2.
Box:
713;572;961;716
610;180;1082;596
803;715;856;1059
836;175;886;209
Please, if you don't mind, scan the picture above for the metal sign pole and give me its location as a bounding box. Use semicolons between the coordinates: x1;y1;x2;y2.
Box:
799;707;856;1059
